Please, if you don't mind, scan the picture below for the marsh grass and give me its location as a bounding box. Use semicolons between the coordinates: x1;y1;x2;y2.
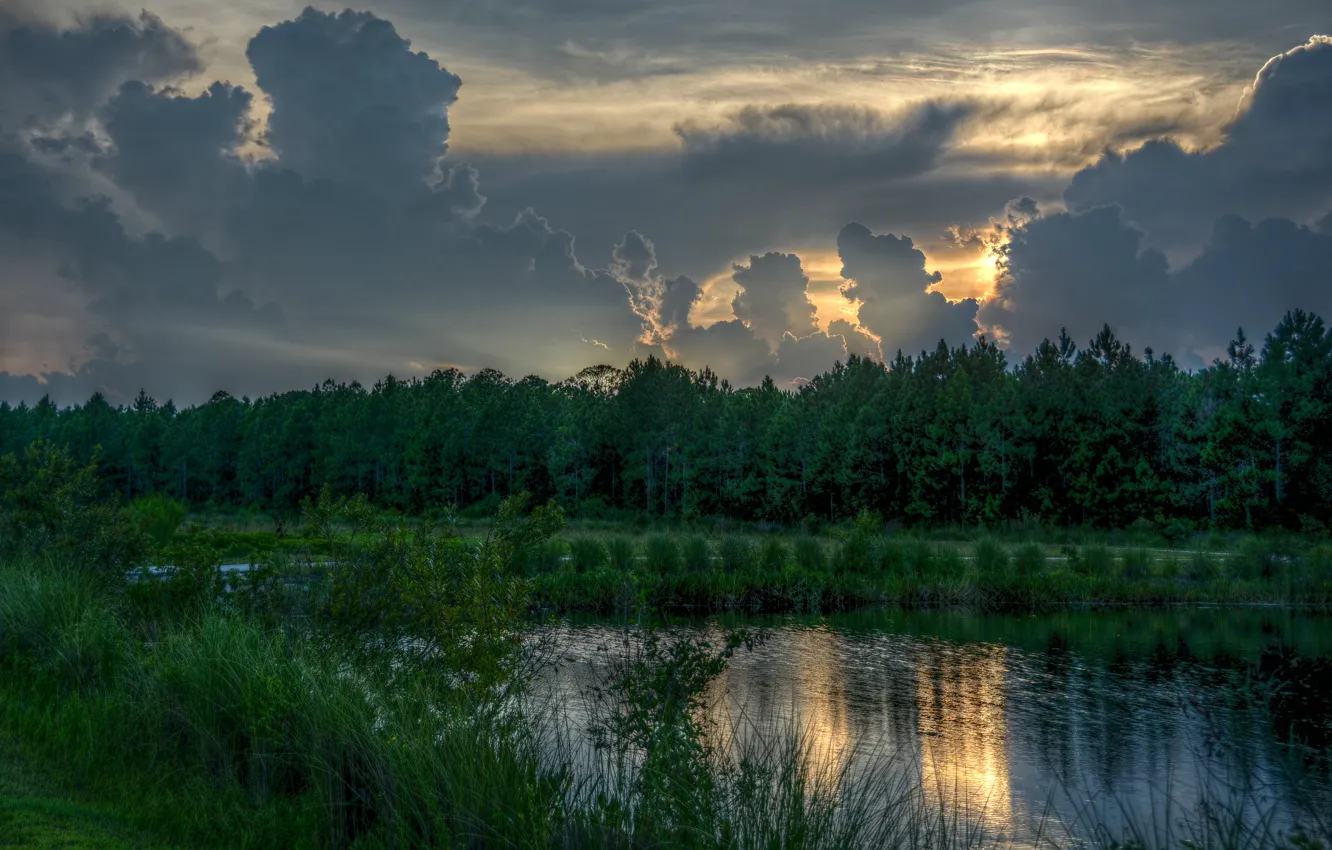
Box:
682;535;712;574
718;536;754;576
645;535;681;576
569;537;608;574
795;537;826;572
607;536;637;573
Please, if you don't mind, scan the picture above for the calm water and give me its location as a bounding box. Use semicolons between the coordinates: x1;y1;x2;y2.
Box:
533;608;1332;845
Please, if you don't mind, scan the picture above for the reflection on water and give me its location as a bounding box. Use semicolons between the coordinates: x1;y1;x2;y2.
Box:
915;642;1014;836
534;608;1332;844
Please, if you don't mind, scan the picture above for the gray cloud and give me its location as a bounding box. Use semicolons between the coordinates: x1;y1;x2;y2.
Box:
95;80;254;234
677;103;970;188
731;252;817;350
0;7;199;129
247;7;463;194
977;204;1173;358
836;222;979;358
1064;36;1332;254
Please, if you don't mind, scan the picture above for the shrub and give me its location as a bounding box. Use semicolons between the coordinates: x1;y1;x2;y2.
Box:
1121;547;1152;580
718;536;754;575
835;510;880;575
759;538;788;572
793;537;825;572
569;537;609;574
0;441;148;580
607;536;637;573
1188;549;1220;582
644;535;680;576
1235;538;1294;581
681;535;712;574
1075;544;1114;576
1012;543;1046;577
973;538;1009;578
876;537;908;577
131;494;190;549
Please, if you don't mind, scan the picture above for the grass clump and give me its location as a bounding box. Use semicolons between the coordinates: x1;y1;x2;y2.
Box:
644;534;681;576
794;537;826;572
606;536;637;573
568;537;608;574
681;535;712;574
718;536;753;575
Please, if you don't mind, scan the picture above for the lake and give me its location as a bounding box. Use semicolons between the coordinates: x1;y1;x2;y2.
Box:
533;607;1332;846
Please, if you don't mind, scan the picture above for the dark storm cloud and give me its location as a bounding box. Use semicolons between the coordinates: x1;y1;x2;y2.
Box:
836;222;979;358
466;102;1030;281
247;7;463;193
677;103;970;188
982;34;1332;363
731;252;818;350
1064;36;1332;253
95;81;254;232
0;7;199;127
977;205;1172;358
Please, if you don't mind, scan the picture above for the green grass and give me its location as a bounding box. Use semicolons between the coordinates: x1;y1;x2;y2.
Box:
530;534;1332;615
0;734;168;849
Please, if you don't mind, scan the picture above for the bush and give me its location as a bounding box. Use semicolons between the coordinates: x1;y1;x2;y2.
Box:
793;537;825;572
835;510;880;576
1012;543;1045;577
1121;547;1152;580
0;441;148;581
131;494;190;549
973;538;1009;578
759;538;788;572
718;536;753;575
644;535;680;576
1188;549;1220;582
607;536;637;573
1235;538;1294;581
681;535;712;573
569;537;609;574
1074;544;1114;576
875;537;908;577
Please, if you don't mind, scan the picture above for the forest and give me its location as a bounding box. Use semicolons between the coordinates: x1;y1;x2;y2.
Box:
3;309;1330;533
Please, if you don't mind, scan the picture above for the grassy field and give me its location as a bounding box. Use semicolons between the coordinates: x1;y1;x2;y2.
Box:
166;514;1332;615
0;734;167;849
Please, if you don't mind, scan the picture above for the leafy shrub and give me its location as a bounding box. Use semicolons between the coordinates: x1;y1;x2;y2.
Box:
759;538;788;572
1121;547;1152;580
644;535;680;576
1188;549;1220;582
718;536;753;575
681;535;712;573
973;538;1009;578
607;536;637;573
569;537;609;573
0;441;148;581
875;537;908;577
835;510;880;575
793;537;825;572
1075;544;1114;576
132;493;189;549
1235;538;1294;581
1012;543;1046;577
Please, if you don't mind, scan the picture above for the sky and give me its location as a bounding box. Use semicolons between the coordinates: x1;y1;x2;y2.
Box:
1;0;1331;404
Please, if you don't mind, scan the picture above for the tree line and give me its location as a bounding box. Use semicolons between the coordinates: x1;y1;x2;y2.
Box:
2;310;1329;532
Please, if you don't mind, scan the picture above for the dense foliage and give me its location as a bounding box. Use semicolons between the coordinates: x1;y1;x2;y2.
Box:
5;311;1330;532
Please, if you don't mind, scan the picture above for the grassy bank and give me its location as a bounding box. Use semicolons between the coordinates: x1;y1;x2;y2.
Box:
521;528;1332;614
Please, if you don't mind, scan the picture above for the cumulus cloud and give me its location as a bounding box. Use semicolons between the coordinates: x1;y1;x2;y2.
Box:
731;252;818;350
1064;36;1332;253
977;205;1172;356
0;7;199;129
247;8;463;193
836;222;979;358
